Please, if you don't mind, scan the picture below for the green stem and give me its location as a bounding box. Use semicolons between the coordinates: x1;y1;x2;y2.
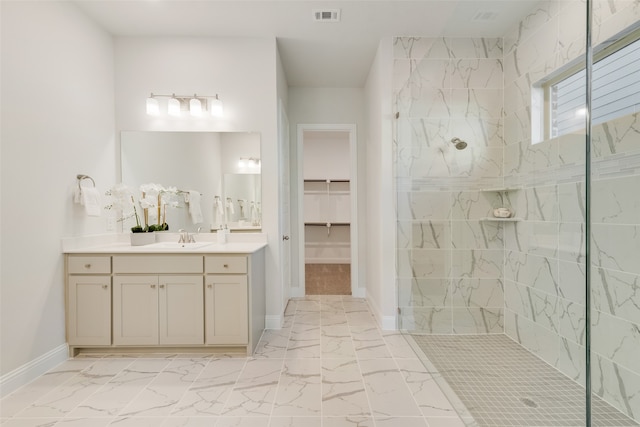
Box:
131;196;141;228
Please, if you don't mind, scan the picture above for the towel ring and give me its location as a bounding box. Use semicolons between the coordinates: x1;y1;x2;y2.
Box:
76;174;95;190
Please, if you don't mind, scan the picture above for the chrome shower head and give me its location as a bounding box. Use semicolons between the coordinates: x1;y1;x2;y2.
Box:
451;137;467;150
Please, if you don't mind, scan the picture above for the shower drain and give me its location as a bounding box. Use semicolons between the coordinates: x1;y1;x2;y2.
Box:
520;397;539;408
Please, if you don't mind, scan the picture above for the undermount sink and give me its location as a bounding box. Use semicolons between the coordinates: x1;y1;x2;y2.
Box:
133;241;214;250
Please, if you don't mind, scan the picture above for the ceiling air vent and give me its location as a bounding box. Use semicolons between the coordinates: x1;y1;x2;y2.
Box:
313;9;341;22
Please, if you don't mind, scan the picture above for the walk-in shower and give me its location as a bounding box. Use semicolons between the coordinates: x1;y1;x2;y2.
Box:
395;1;640;426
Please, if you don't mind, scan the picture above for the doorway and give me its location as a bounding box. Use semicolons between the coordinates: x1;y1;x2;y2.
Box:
297;124;358;296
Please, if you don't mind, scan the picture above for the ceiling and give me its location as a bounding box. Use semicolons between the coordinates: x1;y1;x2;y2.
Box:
73;0;540;88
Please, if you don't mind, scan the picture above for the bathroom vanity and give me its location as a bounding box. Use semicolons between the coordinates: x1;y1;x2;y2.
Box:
63;237;266;357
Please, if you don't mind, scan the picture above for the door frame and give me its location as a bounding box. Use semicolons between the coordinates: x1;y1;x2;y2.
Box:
296;123;360;297
278;99;291;316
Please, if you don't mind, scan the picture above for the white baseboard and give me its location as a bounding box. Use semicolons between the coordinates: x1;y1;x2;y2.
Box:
380;315;397;330
352;287;366;299
265;314;283;330
366;298;397;330
289;287;305;298
0;343;69;398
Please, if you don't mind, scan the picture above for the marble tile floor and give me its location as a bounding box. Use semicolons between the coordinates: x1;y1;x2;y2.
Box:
0;296;469;427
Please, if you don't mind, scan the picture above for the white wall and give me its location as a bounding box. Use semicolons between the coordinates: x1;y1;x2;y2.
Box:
364;38;396;329
303;133;351;180
1;1;116;384
113;36;284;327
287;88;366;295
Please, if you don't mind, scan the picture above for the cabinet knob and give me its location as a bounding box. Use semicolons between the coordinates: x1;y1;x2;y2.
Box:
207;284;212;289
159;284;165;289
150;284;156;288
223;264;229;268
84;263;91;269
102;284;108;289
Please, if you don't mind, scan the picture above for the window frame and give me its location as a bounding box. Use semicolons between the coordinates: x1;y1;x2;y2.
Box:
532;27;640;144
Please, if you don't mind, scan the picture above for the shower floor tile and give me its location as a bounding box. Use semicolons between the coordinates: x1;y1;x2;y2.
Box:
410;334;639;427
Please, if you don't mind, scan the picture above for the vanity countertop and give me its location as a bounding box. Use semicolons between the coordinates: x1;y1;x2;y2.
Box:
62;233;268;254
64;242;267;254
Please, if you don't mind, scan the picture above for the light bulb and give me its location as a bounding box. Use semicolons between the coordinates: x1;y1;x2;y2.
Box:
146;96;159;115
189;97;202;117
210;95;224;117
168;97;181;116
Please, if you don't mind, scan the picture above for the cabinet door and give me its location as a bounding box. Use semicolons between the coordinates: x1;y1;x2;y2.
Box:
113;276;158;345
159;276;204;345
205;275;248;345
68;276;111;346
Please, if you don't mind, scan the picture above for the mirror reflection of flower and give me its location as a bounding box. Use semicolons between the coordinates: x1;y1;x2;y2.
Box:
139;183;180;231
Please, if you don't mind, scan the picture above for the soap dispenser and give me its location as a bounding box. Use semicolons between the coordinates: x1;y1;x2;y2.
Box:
217;225;227;244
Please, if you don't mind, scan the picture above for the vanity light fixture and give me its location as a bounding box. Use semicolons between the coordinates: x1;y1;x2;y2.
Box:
238;157;261;168
146;96;160;115
189;96;202;117
210;94;224;117
167;96;181;117
145;93;224;117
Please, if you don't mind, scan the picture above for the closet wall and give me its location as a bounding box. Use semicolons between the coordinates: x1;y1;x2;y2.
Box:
303;131;352;295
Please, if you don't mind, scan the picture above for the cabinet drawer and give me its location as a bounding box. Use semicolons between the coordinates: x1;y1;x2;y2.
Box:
68;256;111;274
205;256;247;274
113;255;203;274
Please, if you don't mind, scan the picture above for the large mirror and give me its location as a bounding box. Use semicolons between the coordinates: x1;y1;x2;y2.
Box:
120;131;261;232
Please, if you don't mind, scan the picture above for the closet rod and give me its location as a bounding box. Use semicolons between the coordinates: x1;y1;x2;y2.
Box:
305;222;350;226
303;179;350;183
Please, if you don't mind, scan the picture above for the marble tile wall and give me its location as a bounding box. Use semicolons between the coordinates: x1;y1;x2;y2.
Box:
393;36;506;334
394;0;640;421
500;0;640;422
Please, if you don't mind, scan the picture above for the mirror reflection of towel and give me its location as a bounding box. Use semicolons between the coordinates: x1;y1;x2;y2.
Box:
186;190;203;224
214;198;224;226
226;198;235;214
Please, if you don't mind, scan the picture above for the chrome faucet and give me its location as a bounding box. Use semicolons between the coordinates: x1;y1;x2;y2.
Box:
178;229;195;243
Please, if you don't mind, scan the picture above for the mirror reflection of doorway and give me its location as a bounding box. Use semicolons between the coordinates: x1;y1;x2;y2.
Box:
301;129;352;295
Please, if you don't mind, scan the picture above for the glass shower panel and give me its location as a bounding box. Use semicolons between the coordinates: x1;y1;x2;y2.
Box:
394;1;596;425
588;0;640;423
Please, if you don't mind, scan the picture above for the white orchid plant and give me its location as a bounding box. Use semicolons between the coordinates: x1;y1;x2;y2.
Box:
105;182;180;232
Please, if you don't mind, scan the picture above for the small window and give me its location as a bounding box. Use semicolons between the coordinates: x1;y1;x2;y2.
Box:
534;31;640;142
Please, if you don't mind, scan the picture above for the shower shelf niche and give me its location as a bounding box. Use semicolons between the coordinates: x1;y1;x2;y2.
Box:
479;187;521;221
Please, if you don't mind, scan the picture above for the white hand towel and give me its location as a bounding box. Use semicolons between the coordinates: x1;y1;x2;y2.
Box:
226;198;235;214
81;187;102;217
251;201;258;223
187;190;203;224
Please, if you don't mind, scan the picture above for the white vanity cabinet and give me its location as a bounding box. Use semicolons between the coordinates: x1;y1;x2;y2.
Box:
66;256;111;346
205;256;249;345
64;245;266;356
112;255;204;346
